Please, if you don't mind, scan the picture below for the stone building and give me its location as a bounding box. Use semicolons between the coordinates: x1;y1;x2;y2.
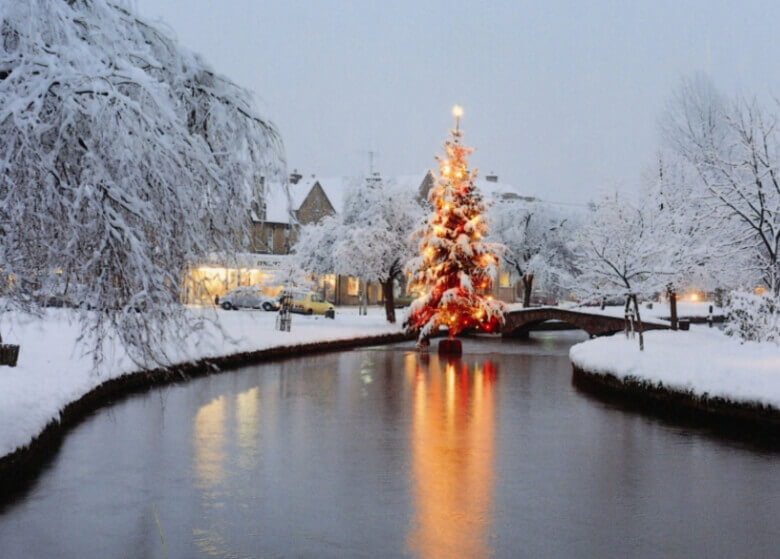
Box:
251;172;337;255
189;170;536;306
252;173;386;306
265;170;540;306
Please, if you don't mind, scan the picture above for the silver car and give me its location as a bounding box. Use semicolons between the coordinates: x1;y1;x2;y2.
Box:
218;287;280;311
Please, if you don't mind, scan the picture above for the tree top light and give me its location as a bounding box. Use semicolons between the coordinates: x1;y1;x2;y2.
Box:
452;105;464;132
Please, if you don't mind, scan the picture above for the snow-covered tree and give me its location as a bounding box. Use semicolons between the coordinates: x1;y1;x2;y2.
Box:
335;177;423;321
293;215;341;280
292;176;423;323
641;151;704;325
571;191;671;349
0;0;284;364
405;115;505;344
660;76;780;341
663;76;780;297
489;199;577;307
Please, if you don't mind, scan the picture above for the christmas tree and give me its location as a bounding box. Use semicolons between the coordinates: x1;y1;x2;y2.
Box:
406;106;506;345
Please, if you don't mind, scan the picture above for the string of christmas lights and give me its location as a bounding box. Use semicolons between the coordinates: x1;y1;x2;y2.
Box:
406;106;506;344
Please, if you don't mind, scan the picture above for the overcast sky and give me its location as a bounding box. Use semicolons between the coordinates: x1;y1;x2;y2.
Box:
135;0;780;203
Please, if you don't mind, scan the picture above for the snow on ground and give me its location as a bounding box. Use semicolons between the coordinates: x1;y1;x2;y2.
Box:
570;327;780;409
506;301;723;321
0;306;402;459
577;301;722;321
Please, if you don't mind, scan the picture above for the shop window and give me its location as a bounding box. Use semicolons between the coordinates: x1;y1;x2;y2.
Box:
317;274;336;302
348;277;359;296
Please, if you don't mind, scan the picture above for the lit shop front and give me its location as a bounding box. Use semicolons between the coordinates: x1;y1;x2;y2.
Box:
183;254;288;305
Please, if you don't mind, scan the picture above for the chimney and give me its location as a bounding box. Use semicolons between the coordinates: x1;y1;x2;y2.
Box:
289;169;302;184
485;172;498;183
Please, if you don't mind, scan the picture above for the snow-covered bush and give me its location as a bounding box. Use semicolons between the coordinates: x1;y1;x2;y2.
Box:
724;291;779;344
0;0;284;364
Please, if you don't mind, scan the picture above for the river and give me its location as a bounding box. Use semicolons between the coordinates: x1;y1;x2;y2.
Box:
0;332;778;558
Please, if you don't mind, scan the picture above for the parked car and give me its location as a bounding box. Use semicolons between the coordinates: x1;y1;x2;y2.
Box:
218;286;280;311
394;290;420;308
288;290;335;318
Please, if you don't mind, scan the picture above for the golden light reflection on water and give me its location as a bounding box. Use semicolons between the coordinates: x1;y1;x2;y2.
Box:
407;354;498;559
192;386;268;558
235;387;260;471
193;395;227;489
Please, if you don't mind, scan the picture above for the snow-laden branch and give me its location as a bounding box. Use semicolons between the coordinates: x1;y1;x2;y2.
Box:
663;76;780;296
0;0;285;366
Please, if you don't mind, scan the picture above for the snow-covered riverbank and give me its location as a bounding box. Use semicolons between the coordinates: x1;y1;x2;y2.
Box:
570;328;780;409
0;307;403;459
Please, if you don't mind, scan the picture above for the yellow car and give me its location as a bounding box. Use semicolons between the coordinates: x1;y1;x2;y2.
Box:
289;291;335;318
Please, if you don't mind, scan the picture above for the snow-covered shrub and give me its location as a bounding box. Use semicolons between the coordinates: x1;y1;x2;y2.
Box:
724;291;779;344
0;0;284;365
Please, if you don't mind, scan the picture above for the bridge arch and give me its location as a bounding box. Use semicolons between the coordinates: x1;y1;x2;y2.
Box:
501;307;669;338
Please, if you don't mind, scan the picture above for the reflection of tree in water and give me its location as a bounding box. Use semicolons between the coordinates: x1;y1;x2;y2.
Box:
407;354;498;559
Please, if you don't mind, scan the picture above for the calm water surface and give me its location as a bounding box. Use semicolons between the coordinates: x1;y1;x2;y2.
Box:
1;332;779;558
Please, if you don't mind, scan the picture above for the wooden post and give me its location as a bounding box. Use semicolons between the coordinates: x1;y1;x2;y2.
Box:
667;285;678;331
632;294;645;351
624;296;631;338
0;322;20;366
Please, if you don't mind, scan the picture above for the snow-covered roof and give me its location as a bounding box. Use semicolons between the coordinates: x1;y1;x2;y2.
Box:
474;177;535;201
313;176;356;214
390;171;534;201
259;172;534;223
262;179;318;223
386;174;430;191
261;176;358;223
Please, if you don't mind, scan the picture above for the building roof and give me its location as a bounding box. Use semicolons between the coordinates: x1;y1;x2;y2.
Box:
474;177;535;201
261;178;317;223
258;171;534;223
313;176;358;215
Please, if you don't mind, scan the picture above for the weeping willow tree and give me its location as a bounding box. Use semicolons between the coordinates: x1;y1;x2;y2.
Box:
0;0;285;365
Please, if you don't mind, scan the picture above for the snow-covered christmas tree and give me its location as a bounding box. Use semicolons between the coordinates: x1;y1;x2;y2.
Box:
405;106;506;348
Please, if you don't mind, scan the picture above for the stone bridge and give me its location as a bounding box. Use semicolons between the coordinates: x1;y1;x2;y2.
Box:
502;307;670;338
